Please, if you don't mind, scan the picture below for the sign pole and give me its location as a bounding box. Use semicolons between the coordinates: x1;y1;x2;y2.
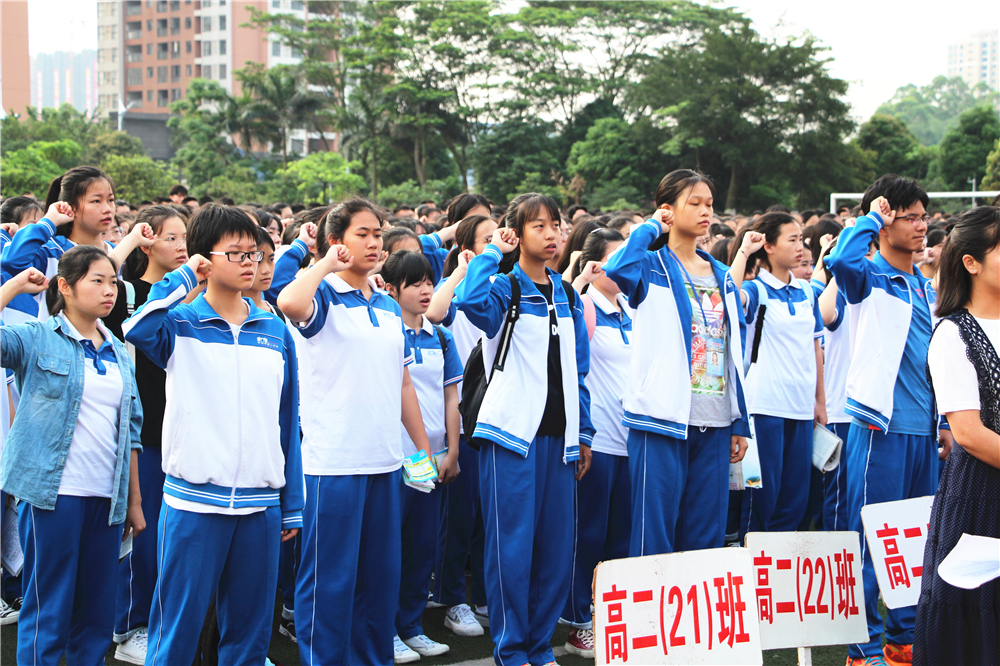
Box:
797;647;813;666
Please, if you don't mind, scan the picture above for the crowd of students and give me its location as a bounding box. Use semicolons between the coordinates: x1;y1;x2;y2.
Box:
0;166;997;666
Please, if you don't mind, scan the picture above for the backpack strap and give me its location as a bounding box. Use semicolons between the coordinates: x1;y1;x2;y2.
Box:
749;282;768;366
434;324;448;355
490;273;520;376
581;293;597;340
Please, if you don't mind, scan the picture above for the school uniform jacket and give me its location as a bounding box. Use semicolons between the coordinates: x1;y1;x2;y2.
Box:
603;219;751;440
826;211;938;433
123;264;304;529
454;245;595;462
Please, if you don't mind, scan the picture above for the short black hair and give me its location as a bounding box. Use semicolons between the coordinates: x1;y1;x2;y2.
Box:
381;250;434;291
566;204;588;218
182;196;198;204
198;195;214;205
186;204;259;260
766;204;790;214
709;222;734;238
290;204;306;214
393;203;415;214
219;197;235;206
169;184;188;197
861;174;929;215
415;203;437;219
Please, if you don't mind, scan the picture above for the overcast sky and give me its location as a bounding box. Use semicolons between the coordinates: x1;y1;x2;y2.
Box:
27;0;999;122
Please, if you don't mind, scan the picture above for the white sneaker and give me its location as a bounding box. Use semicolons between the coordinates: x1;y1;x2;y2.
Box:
403;634;450;657
393;634;420;664
425;600;445;609
444;603;484;636
0;597;19;626
474;605;490;628
114;628;148;665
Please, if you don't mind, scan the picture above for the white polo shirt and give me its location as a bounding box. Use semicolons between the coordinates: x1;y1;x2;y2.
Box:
401;317;463;457
57;315;123;498
296;273;413;475
742;269;824;420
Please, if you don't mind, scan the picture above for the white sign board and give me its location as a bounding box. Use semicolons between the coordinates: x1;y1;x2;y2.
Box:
860;495;933;609
594;548;763;665
745;531;868;650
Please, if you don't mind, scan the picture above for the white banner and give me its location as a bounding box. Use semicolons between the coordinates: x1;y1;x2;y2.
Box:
860;495;934;609
594;548;763;665
745;531;868;650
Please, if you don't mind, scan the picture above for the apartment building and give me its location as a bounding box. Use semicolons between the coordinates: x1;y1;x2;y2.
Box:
96;0;324;157
1;0;31;117
947;30;999;92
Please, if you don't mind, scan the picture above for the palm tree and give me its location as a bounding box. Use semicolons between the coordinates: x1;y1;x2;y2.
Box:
339;80;391;197
238;64;329;164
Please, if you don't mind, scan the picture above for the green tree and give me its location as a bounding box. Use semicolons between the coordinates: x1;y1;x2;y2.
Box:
854;115;933;180
565;116;669;207
168;79;245;188
982;138;1000;190
103;154;175;203
83;131;146;166
937;104;1000;190
0;140;82;197
471;117;561;203
637;21;855;211
876;76;1000;145
238;64;330;165
275;151;366;203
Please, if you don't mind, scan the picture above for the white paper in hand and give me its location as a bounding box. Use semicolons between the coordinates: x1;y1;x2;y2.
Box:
812;424;842;472
1;499;23;576
937;534;1000;590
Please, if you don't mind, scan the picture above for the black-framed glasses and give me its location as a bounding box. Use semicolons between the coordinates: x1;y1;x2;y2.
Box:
209;250;264;263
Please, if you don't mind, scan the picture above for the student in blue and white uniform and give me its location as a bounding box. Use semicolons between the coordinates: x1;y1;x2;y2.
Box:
124;205;303;666
0;166;156;324
381;250;464;663
425;212;496;635
455;193;594;666
825;177;945;666
604;170;750;558
729;212;826;535
561;228;632;659
276;199;434;666
1;250;144;666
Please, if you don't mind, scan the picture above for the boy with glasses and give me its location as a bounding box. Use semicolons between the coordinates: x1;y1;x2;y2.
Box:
123;204;304;665
826;176;949;666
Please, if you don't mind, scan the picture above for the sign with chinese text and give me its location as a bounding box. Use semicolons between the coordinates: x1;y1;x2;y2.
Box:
594;548;763;665
860;495;933;609
745;531;867;650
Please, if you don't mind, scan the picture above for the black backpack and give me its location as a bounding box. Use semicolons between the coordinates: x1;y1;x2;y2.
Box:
459;275;575;449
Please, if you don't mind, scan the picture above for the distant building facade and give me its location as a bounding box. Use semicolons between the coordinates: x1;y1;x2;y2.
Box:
947;30;999;92
31;50;98;113
1;0;31;117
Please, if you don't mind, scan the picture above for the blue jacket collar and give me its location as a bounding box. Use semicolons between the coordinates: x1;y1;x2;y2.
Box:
190;293;272;326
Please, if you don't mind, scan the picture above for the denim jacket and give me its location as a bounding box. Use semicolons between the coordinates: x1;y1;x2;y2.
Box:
0;316;143;524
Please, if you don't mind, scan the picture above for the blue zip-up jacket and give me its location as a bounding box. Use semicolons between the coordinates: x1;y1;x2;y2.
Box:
266;238;311;305
825;210;938;433
455;244;595;461
123;265;304;528
1;217;76;321
0;316;143;524
420;233;451;285
603;219;751;439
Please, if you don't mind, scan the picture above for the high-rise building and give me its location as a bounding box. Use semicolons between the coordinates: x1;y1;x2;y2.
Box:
31;50;98;113
1;0;32;117
96;0;328;158
947;30;999;92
